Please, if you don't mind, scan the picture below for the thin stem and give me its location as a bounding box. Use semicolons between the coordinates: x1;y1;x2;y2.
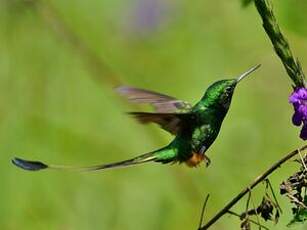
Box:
249;190;262;230
198;194;210;229
246;189;251;213
254;0;305;88
298;148;307;171
266;179;282;213
199;145;307;230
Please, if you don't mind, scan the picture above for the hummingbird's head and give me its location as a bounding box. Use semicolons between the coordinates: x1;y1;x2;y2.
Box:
202;65;260;110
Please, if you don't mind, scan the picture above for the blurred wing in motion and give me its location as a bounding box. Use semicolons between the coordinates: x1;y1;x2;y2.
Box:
128;112;191;135
116;86;192;113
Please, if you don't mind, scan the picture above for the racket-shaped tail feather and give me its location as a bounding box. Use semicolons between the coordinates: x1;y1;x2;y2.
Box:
12;147;178;172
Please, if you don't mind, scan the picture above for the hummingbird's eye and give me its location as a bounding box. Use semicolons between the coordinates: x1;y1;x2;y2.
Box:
226;87;232;93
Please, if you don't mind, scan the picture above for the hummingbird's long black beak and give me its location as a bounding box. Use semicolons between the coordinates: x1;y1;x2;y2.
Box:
236;64;261;83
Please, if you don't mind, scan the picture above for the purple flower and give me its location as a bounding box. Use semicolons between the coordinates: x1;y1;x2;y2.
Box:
135;0;163;31
122;0;173;37
289;88;307;140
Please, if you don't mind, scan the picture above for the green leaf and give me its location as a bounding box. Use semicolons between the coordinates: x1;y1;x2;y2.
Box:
287;208;307;227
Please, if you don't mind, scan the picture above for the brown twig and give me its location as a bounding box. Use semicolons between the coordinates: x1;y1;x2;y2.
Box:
286;193;307;209
199;145;307;229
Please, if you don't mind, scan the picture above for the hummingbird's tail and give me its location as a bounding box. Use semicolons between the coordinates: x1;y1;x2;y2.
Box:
12;151;160;172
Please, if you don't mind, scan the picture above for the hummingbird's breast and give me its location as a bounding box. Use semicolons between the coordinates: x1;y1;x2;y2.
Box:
169;108;227;165
190;109;225;153
191;124;218;151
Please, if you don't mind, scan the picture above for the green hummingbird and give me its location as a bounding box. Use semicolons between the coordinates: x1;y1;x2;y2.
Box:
12;65;260;172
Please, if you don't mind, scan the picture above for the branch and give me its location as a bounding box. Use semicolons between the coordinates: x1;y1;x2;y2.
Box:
254;0;305;88
199;145;307;230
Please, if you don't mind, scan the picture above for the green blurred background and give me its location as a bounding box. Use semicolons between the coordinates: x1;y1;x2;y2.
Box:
1;0;307;229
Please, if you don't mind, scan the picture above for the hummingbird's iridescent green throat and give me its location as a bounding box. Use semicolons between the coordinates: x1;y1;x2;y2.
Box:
12;64;260;172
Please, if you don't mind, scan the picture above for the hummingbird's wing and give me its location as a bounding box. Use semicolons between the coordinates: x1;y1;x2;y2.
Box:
128;112;190;135
116;86;192;113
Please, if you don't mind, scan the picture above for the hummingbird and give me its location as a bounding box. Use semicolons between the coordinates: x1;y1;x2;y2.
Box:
12;65;260;172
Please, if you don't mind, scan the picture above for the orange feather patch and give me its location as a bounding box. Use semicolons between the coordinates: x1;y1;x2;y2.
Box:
185;153;205;167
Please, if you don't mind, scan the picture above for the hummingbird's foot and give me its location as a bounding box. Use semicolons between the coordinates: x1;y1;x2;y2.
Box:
203;154;211;167
198;146;211;167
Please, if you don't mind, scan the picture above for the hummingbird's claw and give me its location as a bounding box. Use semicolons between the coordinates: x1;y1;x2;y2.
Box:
204;154;211;167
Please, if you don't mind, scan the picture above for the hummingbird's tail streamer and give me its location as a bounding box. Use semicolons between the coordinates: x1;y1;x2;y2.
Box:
12;152;158;172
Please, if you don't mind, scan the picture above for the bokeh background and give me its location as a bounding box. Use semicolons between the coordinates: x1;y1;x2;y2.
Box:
1;0;307;229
